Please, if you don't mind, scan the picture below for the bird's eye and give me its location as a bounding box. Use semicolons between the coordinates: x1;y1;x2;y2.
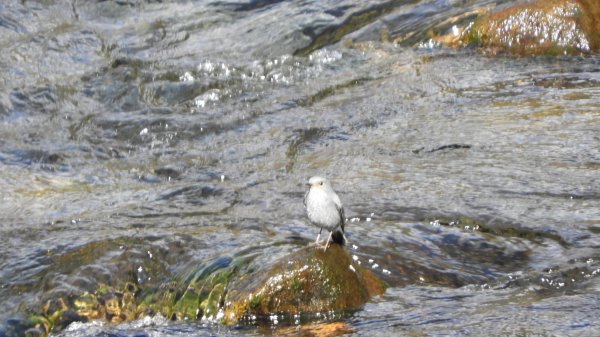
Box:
319;181;323;186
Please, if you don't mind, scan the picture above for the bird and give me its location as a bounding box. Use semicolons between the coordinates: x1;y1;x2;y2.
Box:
304;176;346;251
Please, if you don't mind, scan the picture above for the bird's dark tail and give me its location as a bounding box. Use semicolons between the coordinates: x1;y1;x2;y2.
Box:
331;229;345;245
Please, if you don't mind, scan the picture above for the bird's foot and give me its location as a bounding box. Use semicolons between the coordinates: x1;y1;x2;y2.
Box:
313;240;325;248
314;233;322;246
312;241;329;251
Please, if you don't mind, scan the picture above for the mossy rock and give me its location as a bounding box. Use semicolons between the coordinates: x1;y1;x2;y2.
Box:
222;244;386;324
6;244;386;336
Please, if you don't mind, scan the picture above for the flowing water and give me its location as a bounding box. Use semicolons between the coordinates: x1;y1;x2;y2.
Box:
1;0;599;336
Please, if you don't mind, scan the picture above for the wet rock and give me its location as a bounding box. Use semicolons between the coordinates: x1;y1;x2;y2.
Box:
222;244;386;324
141;245;386;324
145;256;237;321
274;321;353;336
10;244;386;336
443;0;600;56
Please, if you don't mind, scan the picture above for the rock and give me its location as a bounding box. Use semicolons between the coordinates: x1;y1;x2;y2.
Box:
274;321;353;336
5;244;386;336
222;244;386;324
441;0;600;56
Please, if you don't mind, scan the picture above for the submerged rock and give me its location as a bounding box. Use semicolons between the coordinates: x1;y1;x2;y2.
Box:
438;0;600;56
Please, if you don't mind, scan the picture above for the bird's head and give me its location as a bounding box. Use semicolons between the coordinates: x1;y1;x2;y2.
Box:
307;176;330;190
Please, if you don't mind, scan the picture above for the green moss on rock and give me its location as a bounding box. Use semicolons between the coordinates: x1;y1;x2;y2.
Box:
222;244;387;324
15;245;386;336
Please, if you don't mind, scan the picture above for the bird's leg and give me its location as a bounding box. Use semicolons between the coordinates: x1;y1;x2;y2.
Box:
323;231;333;251
315;227;323;246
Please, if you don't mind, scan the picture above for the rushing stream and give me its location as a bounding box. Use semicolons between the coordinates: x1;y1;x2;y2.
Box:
1;0;599;336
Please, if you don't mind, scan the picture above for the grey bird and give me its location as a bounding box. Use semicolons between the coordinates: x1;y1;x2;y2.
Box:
304;176;346;251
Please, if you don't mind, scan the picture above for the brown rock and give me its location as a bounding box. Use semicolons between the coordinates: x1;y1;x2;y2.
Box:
456;0;600;56
222;244;386;324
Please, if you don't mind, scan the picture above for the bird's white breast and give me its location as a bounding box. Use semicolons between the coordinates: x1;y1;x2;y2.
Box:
305;188;342;231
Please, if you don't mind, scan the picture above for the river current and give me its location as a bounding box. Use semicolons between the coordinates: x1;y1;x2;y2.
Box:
1;0;599;336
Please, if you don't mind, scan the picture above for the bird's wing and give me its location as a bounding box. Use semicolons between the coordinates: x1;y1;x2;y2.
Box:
330;192;345;232
336;204;345;233
303;189;309;208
